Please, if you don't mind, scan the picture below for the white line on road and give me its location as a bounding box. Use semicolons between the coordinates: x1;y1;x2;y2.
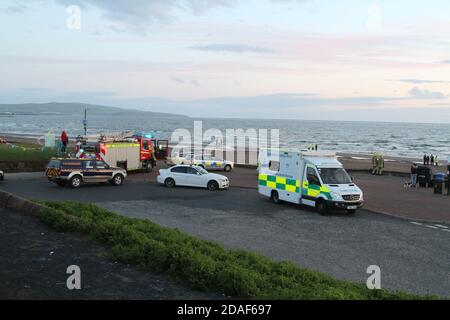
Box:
410;222;423;226
434;224;449;229
425;225;439;229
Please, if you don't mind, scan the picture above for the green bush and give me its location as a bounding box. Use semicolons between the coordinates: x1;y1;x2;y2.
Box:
37;201;434;300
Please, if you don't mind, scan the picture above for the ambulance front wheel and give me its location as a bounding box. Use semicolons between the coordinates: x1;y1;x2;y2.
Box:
316;199;328;215
224;165;232;172
271;190;281;204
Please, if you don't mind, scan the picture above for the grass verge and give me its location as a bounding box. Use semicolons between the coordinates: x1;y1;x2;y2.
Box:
0;144;57;161
36;201;432;300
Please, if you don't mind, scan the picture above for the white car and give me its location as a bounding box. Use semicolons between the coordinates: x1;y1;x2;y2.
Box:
157;165;230;191
167;153;234;172
0;170;3;181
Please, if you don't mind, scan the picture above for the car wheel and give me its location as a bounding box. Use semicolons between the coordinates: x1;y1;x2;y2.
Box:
316;199;328;215
70;175;82;188
112;174;124;186
207;180;219;191
165;178;176;188
224;165;232;172
271;190;281;204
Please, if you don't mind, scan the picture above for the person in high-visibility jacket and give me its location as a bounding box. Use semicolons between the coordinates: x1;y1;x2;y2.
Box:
372;153;384;175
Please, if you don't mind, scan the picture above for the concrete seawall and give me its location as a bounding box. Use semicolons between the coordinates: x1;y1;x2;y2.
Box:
0;161;47;173
0;190;44;215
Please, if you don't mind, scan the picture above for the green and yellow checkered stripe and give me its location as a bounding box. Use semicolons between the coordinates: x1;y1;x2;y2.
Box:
259;174;300;193
302;181;332;200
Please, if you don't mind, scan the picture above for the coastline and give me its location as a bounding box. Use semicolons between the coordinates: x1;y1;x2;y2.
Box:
1;132;448;174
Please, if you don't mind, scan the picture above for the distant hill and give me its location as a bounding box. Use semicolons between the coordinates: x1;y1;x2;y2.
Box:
0;102;188;118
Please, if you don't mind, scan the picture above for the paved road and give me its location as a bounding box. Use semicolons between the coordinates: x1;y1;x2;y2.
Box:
0;208;220;299
1;175;449;297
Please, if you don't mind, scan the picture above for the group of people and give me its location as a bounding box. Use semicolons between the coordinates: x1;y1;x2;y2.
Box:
306;144;319;152
423;154;439;166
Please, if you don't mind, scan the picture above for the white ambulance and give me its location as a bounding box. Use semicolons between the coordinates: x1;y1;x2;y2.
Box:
258;149;364;214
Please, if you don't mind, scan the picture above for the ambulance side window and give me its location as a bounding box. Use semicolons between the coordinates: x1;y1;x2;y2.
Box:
269;161;280;172
142;140;149;151
307;167;321;186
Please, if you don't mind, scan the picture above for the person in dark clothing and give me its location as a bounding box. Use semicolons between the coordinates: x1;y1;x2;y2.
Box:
430;155;434;166
61;130;69;153
423;154;427;165
410;163;418;187
425;155;429;165
447;164;450;195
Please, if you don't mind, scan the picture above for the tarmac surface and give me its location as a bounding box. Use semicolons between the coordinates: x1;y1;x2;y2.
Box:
0;208;222;299
1;172;449;297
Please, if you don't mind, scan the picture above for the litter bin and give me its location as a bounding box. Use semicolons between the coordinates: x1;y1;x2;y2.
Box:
433;173;446;195
417;166;432;187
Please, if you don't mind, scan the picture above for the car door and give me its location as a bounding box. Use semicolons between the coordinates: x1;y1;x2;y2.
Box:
170;166;188;185
185;167;205;187
82;160;97;182
95;160;113;182
211;158;225;171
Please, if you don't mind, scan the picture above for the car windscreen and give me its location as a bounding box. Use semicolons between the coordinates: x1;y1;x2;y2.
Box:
196;167;208;175
318;167;352;184
47;160;61;168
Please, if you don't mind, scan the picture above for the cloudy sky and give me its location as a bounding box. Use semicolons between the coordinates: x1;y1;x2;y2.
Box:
1;0;450;122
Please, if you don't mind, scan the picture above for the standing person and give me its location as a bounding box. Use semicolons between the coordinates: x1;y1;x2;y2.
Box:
425;155;429;165
315;144;318;151
410;163;418;187
423;154;427;165
434;155;438;166
61;130;69;153
430;154;435;166
447;162;450;195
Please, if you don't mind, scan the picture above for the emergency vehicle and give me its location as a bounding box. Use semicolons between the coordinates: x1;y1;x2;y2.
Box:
167;152;234;172
258;149;364;214
46;158;127;188
79;132;165;172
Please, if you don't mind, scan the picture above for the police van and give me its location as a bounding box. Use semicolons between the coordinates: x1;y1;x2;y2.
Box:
258;149;363;214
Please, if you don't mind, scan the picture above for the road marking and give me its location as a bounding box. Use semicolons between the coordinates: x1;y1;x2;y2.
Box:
410;221;450;233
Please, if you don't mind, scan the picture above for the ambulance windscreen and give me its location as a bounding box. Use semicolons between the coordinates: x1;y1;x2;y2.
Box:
318;168;352;185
